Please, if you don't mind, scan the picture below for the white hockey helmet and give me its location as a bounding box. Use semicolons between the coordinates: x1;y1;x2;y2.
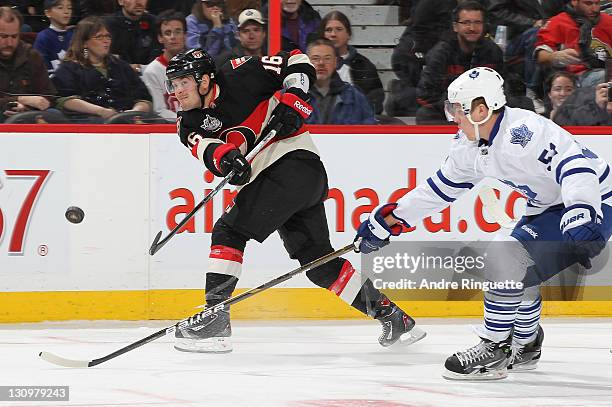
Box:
445;67;506;124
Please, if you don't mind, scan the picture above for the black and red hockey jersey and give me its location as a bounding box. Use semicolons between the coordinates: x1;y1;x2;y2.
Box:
177;50;318;185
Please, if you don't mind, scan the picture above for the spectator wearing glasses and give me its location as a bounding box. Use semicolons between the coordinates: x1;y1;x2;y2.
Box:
306;38;375;125
52;16;152;123
0;7;58;123
142;10;186;121
215;8;266;67
416;1;503;124
186;0;238;57
105;0;160;73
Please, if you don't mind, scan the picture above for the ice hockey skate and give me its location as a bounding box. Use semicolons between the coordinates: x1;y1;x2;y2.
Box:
443;337;511;380
374;296;426;347
174;307;232;353
508;325;544;371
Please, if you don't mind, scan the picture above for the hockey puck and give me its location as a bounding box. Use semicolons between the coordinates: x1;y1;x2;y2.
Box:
65;206;85;224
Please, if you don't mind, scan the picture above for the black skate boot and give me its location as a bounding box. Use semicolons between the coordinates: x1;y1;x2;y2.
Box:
508;325;544;371
443;337;511;380
174;306;232;353
374;296;426;347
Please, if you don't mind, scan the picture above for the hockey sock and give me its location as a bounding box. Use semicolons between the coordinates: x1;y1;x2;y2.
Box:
477;288;524;343
512;293;542;345
205;245;243;306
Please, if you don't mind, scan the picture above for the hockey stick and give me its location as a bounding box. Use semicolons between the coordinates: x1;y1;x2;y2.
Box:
149;125;279;255
39;242;357;368
478;185;516;229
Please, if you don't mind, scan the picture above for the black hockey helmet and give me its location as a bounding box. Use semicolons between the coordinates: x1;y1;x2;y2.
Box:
165;48;216;93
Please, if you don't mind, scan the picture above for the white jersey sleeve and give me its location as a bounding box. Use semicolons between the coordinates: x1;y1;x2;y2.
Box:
393;133;483;226
547;127;602;218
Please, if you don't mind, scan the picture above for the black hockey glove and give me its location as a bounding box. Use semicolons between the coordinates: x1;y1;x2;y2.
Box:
263;88;313;140
217;146;251;186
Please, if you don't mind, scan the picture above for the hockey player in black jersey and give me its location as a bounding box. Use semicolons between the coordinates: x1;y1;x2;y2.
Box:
164;48;426;353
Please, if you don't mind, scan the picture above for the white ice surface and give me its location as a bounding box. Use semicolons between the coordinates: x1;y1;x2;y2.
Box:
1;318;612;407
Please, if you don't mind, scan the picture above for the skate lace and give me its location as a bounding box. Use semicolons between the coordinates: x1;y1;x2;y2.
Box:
455;341;494;366
509;344;524;364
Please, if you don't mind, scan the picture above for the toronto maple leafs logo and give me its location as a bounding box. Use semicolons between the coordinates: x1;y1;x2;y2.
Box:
469;70;479;79
200;114;222;132
510;124;533;148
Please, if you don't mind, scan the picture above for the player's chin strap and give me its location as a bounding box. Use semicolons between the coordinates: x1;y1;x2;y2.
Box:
466;109;494;141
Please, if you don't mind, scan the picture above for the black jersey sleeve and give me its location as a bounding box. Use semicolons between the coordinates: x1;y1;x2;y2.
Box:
223;50;316;97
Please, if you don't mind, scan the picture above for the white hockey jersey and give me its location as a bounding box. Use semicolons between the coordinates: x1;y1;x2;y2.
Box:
394;107;612;227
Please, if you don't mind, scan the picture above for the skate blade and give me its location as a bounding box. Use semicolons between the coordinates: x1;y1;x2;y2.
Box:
508;360;539;372
174;337;233;354
442;367;508;381
389;326;427;348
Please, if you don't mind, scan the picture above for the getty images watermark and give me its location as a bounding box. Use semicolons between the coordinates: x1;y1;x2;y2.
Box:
360;241;612;301
369;248;523;291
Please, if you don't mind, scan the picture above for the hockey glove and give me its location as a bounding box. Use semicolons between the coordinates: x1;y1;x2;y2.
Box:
354;203;404;254
264;88;313;140
215;144;251;186
560;205;606;269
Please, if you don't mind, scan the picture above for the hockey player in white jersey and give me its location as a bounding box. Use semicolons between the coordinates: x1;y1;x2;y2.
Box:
355;67;612;380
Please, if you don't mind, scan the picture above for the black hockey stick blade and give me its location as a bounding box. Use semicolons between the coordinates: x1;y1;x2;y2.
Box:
149;231;163;255
39;242;357;368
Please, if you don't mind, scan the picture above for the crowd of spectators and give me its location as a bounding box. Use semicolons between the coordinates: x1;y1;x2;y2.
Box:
0;0;610;125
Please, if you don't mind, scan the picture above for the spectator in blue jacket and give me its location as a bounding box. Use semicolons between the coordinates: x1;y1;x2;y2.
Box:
186;0;237;57
33;0;74;74
306;38;376;125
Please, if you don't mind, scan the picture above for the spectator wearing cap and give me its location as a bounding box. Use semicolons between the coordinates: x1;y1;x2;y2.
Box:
104;0;160;73
33;0;74;74
215;8;266;67
142;10;186;121
186;0;238;57
0;7;58;123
